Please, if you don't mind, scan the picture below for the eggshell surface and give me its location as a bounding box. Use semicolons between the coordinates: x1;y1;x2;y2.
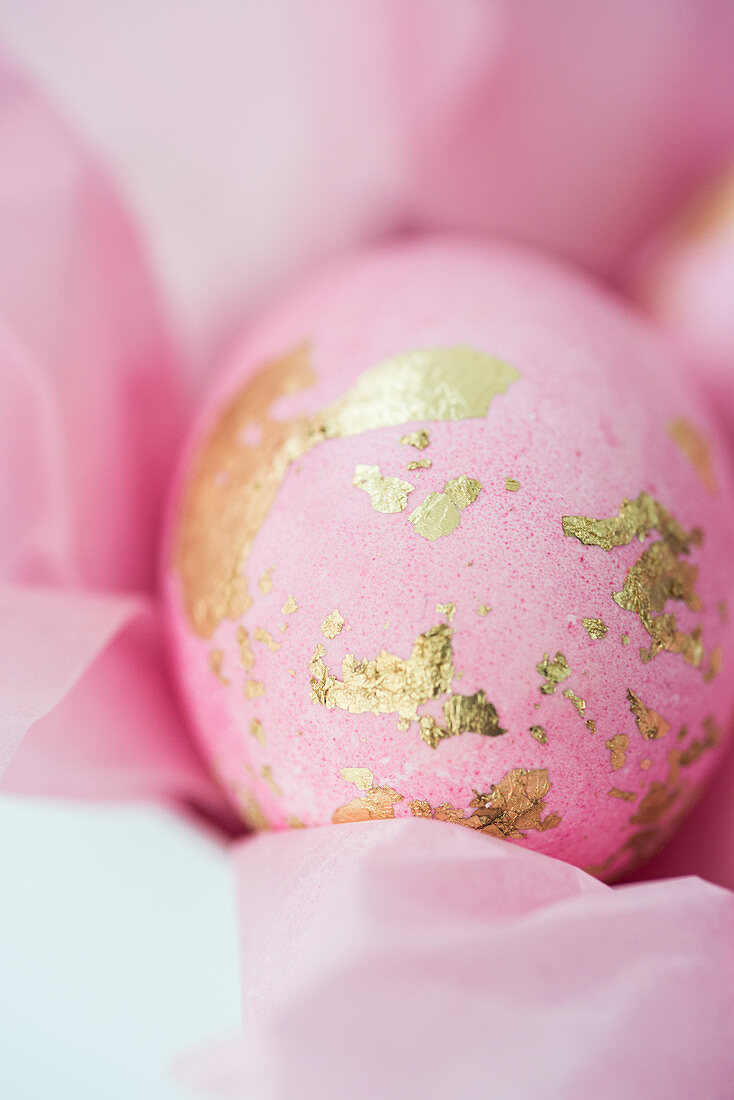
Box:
163;240;734;880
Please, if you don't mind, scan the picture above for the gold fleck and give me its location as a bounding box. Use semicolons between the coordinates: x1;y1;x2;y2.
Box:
249;718;265;745
583;618;609;640
260;765;281;796
332;785;403;823
253;627;281;652
413;769;561;838
477;604;491;616
282;596;298;615
563;492;678;551
529;725;547;744
175;342;519;638
621;633;630;647
237;626;254;669
443;475;482;510
409;492;461;539
353;464;414;513
237;789;268;831
505;477;520;492
400;429;430;450
288;816;305;829
289;669;296;677
537;652;571;694
703;645;723;683
586;719;597;734
563;688;587;719
668;418;718;494
409;800;433;818
208;648;229;684
627;689;669;740
321;609;345;639
420;691;505;749
407;458;432;471
244;679;265;698
340;766;374;791
609;787;637;802
606;733;629;770
258;568;274;594
436;603;456;622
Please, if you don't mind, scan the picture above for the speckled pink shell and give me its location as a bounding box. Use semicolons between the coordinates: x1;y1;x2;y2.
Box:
163;239;734;879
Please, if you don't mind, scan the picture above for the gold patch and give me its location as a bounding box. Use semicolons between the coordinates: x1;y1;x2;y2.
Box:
420;691;505;749
400;429;430;450
703;645;723;683
353;464;414;513
621;633;630;647
606;733;628;770
282;595;298;615
237;626;254;669
505;477;520;492
583;618;609;640
409;492;461;539
411;768;560;838
321;609;345;639
563;688;588;720
436;603;456;622
668;418;718;494
244;679;266;699
339;766;374;791
537;652;571;694
208;648;229;684
260;765;281;796
444;475;482;509
627;689;670;740
253;627;280;652
609;787;637;801
477;604;491;616
258;569;274;594
332;785;403;823
175;343;519;638
407;458;432;471
249;718;265;745
529;725;547;744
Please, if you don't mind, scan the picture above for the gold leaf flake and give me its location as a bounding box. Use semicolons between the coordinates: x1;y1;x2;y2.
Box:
288;816;305;828
477;604;491;616
703;645;723;683
627;689;669;740
175;343;519;638
340;767;374;791
505;477;520;492
409;492;461;539
353;464;414;513
537;652;571;694
412;769;561;839
258;568;274;594
260;765;281;796
282;595;298;615
420;691;505;748
443;475;482;510
400;429;430;450
237;626;254;669
208;648;229;684
407;458;432;471
436;603;456;622
562;492;682;551
668;418;718;494
332;786;403;823
254;627;281;652
249;718;265;745
529;725;547;744
606;733;628;770
244;679;266;698
621;633;630;647
321;609;345;639
237;789;268;831
609;787;637;801
563;688;587;719
409;800;433;818
583;618;609;639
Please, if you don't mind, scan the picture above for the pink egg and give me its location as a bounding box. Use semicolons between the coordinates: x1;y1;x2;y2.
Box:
163;239;734;881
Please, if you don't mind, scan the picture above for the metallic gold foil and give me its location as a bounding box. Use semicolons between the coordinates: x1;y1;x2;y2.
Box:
627;689;670;740
703;645;723;683
563;688;588;721
421;691;505;748
282;596;298;615
505;477;520;492
249;718;265;745
529;725;547;744
258;568;274;594
244;679;266;699
668;418;718;494
254;627;280;652
260;765;281;796
583;618;609;639
609;787;636;801
477;604;491;616
409;492;461;540
407;458;432;471
537;652;571;694
237;626;254;669
621;634;630;647
332;785;403;823
444;475;482;510
400;429;430;450
410;768;561;838
340;766;374;791
321;609;345;639
353;464;414;513
606;733;629;770
436;603;456;622
208;648;229;684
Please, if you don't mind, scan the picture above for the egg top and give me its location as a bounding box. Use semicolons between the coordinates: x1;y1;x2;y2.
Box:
163;239;734;881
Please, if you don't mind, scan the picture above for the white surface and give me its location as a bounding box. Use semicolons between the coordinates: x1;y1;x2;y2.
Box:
0;798;241;1100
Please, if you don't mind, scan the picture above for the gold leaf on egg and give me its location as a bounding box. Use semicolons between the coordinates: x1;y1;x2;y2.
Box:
353;464;414;513
668;418;718;494
321;609;345;639
536;652;571;694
